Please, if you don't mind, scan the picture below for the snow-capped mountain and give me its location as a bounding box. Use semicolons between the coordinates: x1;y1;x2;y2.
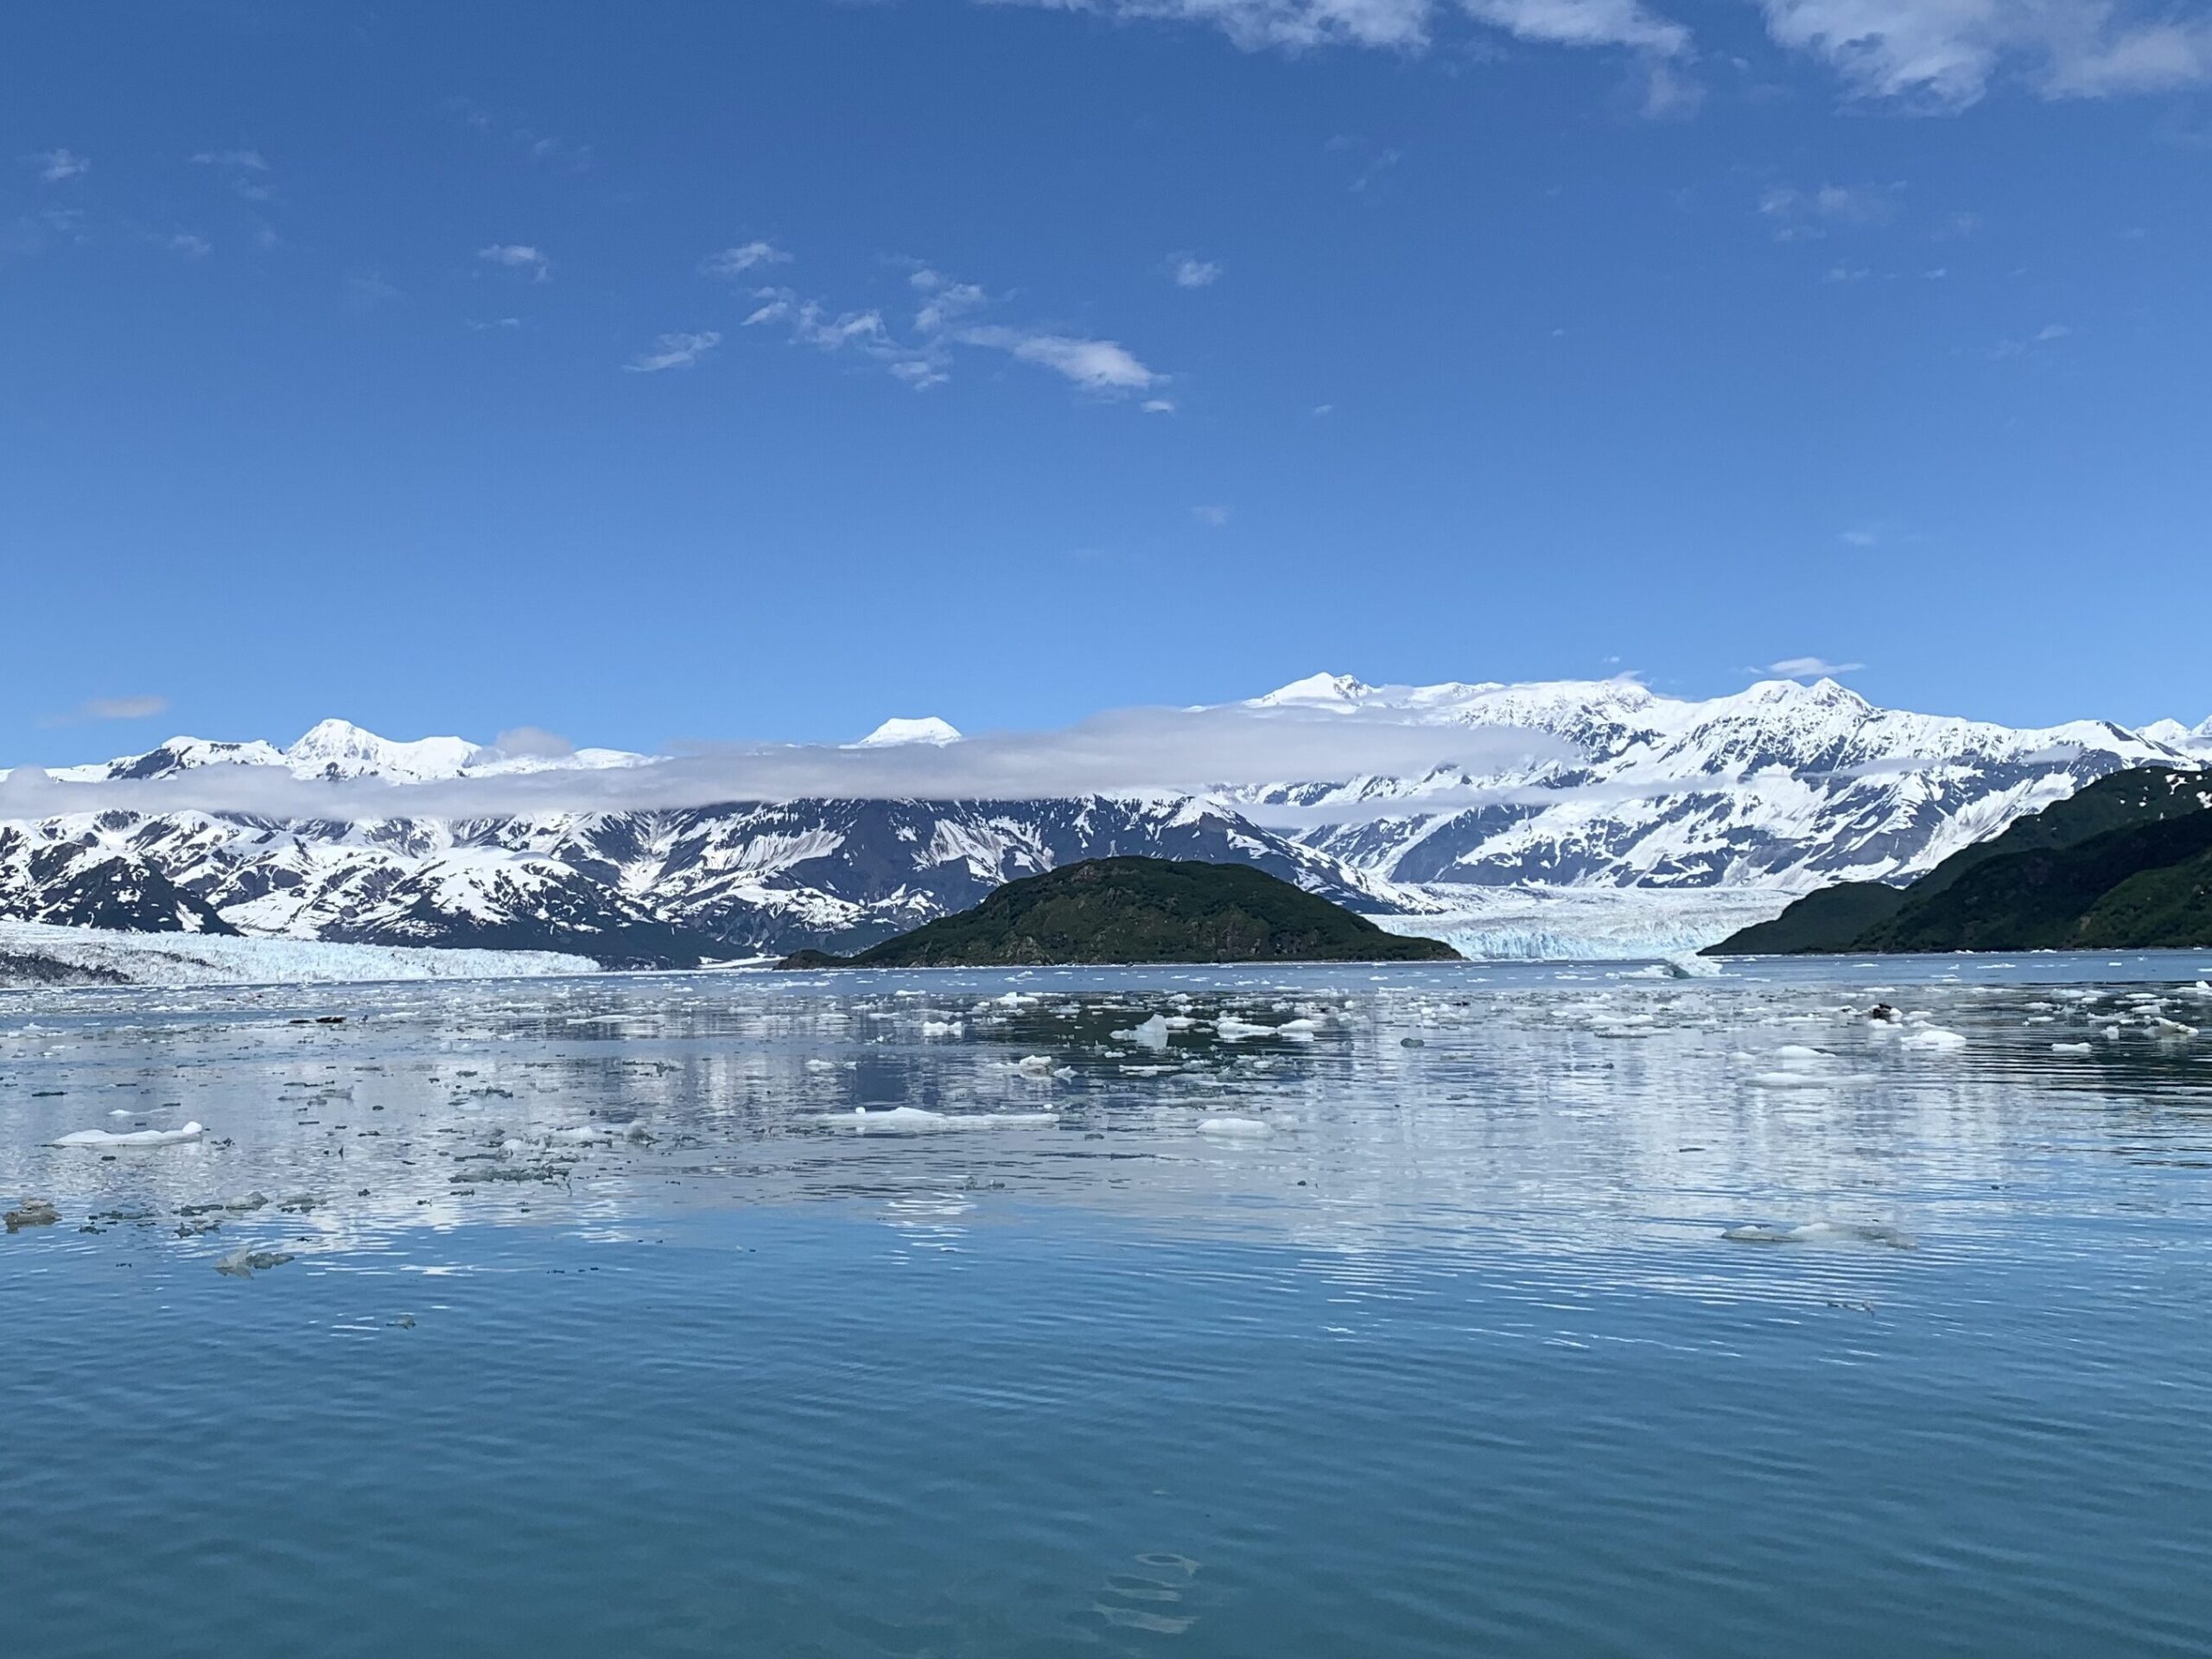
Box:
1235;674;2203;893
1;682;2202;964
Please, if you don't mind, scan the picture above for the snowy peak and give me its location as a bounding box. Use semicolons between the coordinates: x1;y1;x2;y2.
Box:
283;719;479;782
1253;673;1379;709
855;716;963;748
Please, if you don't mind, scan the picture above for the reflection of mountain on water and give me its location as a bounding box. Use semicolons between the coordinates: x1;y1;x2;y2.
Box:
3;961;2210;1291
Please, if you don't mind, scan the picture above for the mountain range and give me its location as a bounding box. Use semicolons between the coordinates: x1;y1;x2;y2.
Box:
3;681;2205;964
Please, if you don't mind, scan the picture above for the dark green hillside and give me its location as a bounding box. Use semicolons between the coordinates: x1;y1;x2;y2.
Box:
1707;766;2212;955
778;857;1460;968
1700;880;1907;956
1859;810;2212;952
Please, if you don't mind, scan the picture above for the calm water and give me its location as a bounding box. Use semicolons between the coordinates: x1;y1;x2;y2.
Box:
4;955;2210;1657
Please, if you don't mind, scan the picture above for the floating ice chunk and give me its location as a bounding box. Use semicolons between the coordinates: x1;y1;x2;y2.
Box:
2050;1042;2094;1054
1721;1221;1916;1249
1198;1116;1274;1137
216;1246;296;1279
544;1124;615;1145
918;1020;963;1039
1773;1045;1830;1064
49;1121;206;1148
1214;1017;1272;1042
1014;1054;1056;1077
817;1106;1057;1131
1898;1027;1967;1052
1111;1015;1173;1050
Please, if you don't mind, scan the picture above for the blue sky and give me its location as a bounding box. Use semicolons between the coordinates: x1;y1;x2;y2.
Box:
4;0;2209;762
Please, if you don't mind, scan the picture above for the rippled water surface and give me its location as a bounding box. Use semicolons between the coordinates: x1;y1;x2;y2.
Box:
5;956;2211;1657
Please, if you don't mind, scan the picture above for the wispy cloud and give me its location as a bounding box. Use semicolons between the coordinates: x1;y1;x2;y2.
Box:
477;243;550;282
996;0;1687;57
1166;253;1222;287
190;148;274;201
1192;504;1232;526
166;231;213;259
625;330;723;373
41;695;170;728
959;326;1162;392
703;240;791;277
1758;179;1904;239
34;148;90;183
744;264;1165;400
1993;321;2069;359
449;100;594;171
1763;656;1863;679
1757;0;2212;109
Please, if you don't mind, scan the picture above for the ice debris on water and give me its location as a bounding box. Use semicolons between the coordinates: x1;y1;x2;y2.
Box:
48;1121;206;1148
1110;1015;1173;1050
816;1106;1058;1132
1198;1116;1274;1137
1898;1027;1967;1052
216;1246;296;1278
5;1198;60;1232
1721;1221;1916;1249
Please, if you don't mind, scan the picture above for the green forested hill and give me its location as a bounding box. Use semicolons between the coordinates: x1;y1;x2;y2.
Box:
1707;767;2212;955
778;857;1461;968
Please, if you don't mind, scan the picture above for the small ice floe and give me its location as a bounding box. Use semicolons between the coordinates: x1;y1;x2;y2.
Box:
1773;1044;1830;1064
918;1020;963;1039
1898;1027;1967;1052
1110;1015;1173;1050
1721;1221;1916;1249
215;1246;296;1279
817;1106;1058;1132
5;1198;60;1233
2050;1042;2094;1054
1198;1116;1274;1138
1014;1054;1057;1077
178;1192;267;1217
1867;1003;1901;1024
1213;1016;1274;1042
48;1121;207;1148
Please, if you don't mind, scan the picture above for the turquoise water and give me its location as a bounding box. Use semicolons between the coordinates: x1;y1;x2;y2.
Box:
4;957;2211;1656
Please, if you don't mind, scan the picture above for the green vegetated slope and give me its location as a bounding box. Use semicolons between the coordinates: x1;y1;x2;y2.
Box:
779;857;1461;968
1707;766;2212;955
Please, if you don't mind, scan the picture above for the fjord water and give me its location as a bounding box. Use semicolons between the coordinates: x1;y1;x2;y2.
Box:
3;958;2209;1658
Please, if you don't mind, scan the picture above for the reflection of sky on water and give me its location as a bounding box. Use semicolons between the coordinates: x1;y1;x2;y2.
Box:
6;955;2210;1314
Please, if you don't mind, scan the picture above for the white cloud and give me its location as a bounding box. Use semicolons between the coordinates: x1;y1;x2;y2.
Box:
1764;655;1864;678
190;149;268;169
996;0;1689;55
1167;253;1223;287
1461;0;1687;55
625;331;722;372
477;243;550;282
34;149;90;183
958;326;1162;392
1756;0;2212;109
703;240;791;277
168;232;213;258
0;702;1566;818
1143;397;1179;414
1192;504;1232;525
